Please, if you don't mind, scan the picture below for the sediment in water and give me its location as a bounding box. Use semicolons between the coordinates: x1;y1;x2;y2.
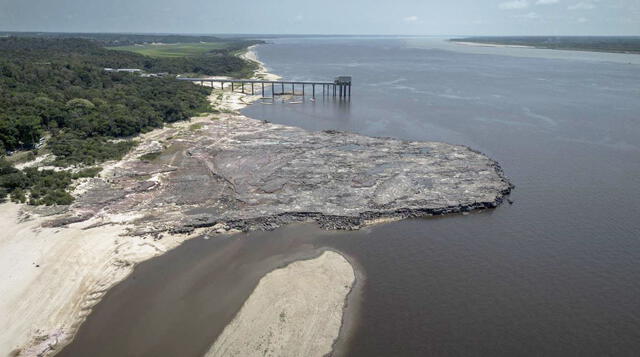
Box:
1;47;512;357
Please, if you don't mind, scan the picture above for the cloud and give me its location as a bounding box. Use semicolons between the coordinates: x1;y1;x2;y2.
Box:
536;0;559;4
515;12;540;19
403;16;419;23
577;16;589;22
499;0;530;9
568;2;595;10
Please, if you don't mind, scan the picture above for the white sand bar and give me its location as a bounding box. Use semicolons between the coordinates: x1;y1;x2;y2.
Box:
206;250;356;357
0;203;192;356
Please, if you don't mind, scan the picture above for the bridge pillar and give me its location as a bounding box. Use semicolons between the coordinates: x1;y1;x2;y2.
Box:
262;83;265;97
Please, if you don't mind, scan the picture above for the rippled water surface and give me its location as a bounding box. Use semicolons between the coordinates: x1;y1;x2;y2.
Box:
242;37;640;356
60;37;640;357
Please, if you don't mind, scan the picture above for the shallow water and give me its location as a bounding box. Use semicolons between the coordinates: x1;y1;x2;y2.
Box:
57;225;332;357
60;37;640;356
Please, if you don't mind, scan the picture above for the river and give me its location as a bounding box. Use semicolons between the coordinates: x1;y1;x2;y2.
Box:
60;37;640;356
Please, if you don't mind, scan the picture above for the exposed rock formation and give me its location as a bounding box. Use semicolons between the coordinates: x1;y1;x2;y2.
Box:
49;114;512;236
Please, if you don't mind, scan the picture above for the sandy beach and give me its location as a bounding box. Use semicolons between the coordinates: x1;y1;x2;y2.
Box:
453;41;533;49
0;46;359;357
242;45;282;81
0;43;512;357
0;202;199;356
206;250;355;357
0;50;255;357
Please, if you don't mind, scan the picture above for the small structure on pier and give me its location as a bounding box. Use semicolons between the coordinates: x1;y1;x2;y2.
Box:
334;76;352;99
177;76;352;99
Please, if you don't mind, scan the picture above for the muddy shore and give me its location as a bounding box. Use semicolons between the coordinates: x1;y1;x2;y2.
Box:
55;224;357;357
206;250;355;357
0;47;511;357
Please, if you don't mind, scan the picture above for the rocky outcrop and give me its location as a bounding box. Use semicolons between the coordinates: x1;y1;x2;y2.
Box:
50;115;512;236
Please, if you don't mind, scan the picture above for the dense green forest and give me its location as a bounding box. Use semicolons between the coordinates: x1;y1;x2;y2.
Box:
0;35;259;205
450;36;640;54
0;37;260;76
0;32;254;47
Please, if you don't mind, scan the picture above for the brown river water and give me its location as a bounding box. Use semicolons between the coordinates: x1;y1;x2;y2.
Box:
59;37;640;356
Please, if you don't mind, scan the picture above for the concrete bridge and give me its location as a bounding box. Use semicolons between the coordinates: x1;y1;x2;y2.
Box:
178;76;352;99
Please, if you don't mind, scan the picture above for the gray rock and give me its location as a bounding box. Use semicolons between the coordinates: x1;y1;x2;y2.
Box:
52;117;513;234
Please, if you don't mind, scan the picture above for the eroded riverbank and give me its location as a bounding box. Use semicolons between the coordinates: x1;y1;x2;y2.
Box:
54;224;361;357
1;46;512;357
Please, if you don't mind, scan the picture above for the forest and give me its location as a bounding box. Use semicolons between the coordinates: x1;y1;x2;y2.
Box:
0;35;259;204
0;32;255;47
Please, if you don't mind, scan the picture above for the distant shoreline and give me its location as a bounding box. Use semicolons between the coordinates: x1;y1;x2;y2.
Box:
450;37;640;55
453;41;533;49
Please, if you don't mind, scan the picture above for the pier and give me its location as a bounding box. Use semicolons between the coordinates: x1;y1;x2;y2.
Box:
178;76;352;99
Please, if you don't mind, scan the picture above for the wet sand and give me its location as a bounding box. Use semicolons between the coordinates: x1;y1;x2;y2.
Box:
56;224;361;357
241;46;282;81
0;203;192;357
206;250;355;357
1;47;364;357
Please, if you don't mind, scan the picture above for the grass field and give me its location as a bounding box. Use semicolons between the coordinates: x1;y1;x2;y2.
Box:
107;42;229;57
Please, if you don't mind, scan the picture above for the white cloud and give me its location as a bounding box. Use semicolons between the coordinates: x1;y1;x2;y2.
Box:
499;0;530;9
577;17;589;22
568;2;595;10
536;0;559;4
515;12;541;19
403;16;419;23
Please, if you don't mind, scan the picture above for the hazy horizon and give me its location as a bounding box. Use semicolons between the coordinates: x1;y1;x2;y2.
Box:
1;0;638;36
3;31;640;38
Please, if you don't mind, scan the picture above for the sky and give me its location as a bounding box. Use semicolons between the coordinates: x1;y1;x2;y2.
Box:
0;0;638;36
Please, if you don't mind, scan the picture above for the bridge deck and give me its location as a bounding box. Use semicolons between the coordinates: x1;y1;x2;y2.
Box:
178;77;351;98
178;78;337;85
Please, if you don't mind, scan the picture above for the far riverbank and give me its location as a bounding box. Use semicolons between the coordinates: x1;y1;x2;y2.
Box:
449;36;640;55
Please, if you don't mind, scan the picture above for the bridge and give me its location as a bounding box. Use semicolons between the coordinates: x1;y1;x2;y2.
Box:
178;76;352;99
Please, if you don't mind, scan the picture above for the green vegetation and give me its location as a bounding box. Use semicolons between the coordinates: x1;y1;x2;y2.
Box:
0;32;240;47
73;167;103;179
0;34;259;205
48;135;138;166
189;123;204;131
138;151;162;161
0;158;102;205
450;36;640;54
108;42;229;58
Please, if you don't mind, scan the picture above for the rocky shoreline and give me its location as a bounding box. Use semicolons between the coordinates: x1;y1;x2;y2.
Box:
0;47;512;357
44;108;512;238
